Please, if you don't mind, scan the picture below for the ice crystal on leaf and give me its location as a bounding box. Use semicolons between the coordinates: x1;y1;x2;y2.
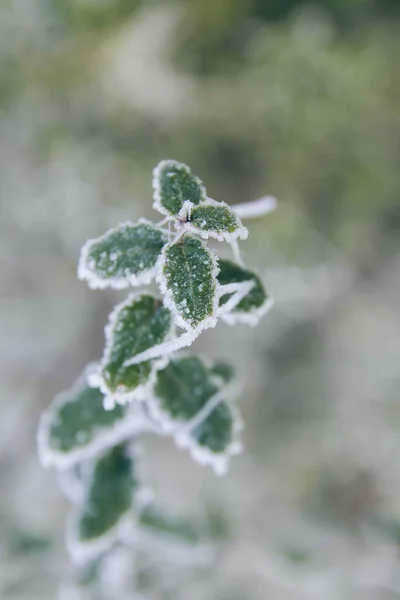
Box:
157;236;219;331
188;201;248;242
153;160;206;216
78;220;167;289
99;294;173;405
39;158;276;574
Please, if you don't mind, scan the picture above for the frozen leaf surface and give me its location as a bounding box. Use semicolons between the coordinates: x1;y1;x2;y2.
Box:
218;259;272;324
149;356;240;471
158;236;218;331
189;202;248;242
210;361;235;385
38;375;129;468
78;221;167;289
153;160;206;216
68;444;137;562
100;294;172;402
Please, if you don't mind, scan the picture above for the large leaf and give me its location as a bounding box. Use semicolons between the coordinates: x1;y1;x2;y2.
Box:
158;236;219;331
99;294;172;404
148;356;241;473
217;259;272;325
68;444;137;562
38;370;150;469
152;160;206;216
188;201;248;242
78;220;167;289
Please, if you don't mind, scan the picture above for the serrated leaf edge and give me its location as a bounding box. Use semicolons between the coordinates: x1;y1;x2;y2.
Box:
152;160;207;217
77;219;167;290
155;237;220;333
97;293;175;406
186;197;249;242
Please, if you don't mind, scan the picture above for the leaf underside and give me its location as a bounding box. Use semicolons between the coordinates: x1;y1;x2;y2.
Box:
153;160;206;216
189;203;245;239
162;237;217;329
154;356;234;453
80;222;167;287
101;295;172;396
78;444;136;542
218;259;268;313
48;383;126;455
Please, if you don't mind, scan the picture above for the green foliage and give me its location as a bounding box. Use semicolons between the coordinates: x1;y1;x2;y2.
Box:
153;160;206;216
159;237;218;330
100;294;172;400
74;444;136;544
39;158;270;572
38;375;128;468
154;356;219;421
78;221;167;289
218;259;269;315
189;202;248;241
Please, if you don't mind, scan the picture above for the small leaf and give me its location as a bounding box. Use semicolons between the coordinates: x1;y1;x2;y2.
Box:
140;504;199;544
218;259;273;325
153;160;206;216
38;372;129;469
188;201;248;242
157;236;219;331
148;356;241;473
78;220;167;289
68;444;137;562
99;294;172;403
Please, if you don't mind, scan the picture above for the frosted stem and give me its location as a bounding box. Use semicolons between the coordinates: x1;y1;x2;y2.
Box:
123;330;198;367
217;280;255;317
233;195;277;219
230;237;244;266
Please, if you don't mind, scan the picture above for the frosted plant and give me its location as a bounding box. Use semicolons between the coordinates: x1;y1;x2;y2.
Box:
38;160;275;595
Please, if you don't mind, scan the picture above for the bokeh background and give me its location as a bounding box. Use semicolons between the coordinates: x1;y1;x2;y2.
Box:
1;0;400;598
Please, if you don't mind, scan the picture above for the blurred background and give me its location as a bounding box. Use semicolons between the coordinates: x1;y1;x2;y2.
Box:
1;0;400;598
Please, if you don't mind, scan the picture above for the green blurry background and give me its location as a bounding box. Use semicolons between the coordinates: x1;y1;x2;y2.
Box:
1;0;400;598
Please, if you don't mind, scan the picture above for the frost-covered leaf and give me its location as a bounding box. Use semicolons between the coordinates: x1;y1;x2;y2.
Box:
218;259;273;325
139;504;199;544
99;294;173;404
148;356;241;474
152;160;206;216
38;370;151;469
38;373;126;469
188;201;248;242
157;236;219;331
78;220;167;289
67;444;137;562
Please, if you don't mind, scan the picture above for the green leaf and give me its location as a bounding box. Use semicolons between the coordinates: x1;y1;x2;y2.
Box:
153;160;206;216
149;356;241;473
78;220;167;289
99;294;172;403
188;201;248;242
139;504;199;544
218;259;272;325
68;444;137;562
153;356;218;422
38;372;130;469
158;236;219;331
